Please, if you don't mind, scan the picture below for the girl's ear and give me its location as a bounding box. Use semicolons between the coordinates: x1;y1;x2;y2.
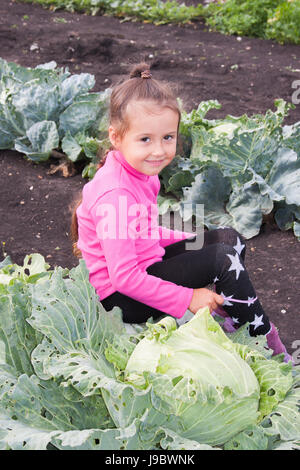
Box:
108;125;120;148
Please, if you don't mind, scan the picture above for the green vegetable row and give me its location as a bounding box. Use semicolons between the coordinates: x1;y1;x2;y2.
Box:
0;253;299;450
205;0;300;45
17;0;204;25
17;0;300;44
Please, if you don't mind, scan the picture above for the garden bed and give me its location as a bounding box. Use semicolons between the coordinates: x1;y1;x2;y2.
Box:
0;0;299;355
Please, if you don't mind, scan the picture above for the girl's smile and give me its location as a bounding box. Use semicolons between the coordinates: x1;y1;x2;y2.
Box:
145;159;165;166
108;100;179;175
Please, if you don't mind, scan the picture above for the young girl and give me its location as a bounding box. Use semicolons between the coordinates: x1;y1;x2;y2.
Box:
70;62;291;362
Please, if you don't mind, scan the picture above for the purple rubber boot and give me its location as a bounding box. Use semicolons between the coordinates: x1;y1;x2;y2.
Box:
266;322;294;364
211;306;236;333
212;286;294;363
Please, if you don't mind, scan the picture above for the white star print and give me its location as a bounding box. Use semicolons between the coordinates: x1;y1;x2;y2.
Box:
213;276;219;283
232;317;240;324
250;314;264;331
247;296;257;306
220;292;233;306
233;237;245;256
227;252;245;280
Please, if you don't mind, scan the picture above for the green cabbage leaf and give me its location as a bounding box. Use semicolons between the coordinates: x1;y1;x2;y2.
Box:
0;256;299;450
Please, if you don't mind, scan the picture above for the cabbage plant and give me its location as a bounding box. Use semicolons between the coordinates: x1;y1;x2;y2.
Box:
0;58;110;176
0;255;299;450
159;99;300;241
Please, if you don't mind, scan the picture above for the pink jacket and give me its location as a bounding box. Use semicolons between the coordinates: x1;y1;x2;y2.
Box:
76;150;195;318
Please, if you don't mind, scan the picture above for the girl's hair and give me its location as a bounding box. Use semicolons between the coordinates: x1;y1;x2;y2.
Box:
70;62;181;258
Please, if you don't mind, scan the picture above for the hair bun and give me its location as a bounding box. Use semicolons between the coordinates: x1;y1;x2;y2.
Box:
130;62;152;79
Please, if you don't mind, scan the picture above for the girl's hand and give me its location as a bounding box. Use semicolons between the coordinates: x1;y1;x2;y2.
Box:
188;288;224;315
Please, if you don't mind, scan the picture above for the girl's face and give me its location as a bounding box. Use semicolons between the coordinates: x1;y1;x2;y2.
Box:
109;100;179;176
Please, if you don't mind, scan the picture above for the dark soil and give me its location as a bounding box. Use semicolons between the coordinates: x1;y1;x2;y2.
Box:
0;0;299;356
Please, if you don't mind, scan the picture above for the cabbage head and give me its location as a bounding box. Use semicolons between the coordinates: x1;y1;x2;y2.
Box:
125;308;291;446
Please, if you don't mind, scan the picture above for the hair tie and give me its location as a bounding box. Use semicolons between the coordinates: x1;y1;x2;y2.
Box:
141;70;152;79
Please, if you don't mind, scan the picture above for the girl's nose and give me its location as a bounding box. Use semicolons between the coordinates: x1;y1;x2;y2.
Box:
152;142;165;157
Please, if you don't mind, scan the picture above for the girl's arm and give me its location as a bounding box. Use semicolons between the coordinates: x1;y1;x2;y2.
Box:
91;188;194;319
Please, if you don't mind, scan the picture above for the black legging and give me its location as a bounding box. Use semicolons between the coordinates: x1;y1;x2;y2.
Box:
101;227;270;336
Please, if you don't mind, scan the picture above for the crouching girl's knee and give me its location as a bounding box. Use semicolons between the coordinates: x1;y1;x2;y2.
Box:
224;227;246;244
214;243;243;274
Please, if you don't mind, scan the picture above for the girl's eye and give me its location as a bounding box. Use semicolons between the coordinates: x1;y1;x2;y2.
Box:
140;135;175;142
